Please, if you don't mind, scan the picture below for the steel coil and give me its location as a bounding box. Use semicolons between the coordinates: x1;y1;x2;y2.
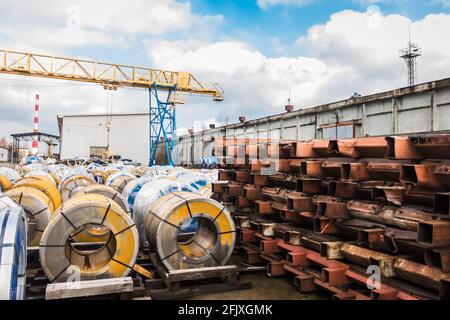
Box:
0;174;12;192
94;168;119;185
18;174;56;186
74;184;130;215
39;194;139;283
134;179;198;245
59;175;94;203
13;176;62;210
5;187;54;246
144;192;235;271
0;193;27;300
0;168;20;181
107;173;136;194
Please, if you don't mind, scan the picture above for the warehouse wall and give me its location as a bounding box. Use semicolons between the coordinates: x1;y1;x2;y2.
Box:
174;78;450;166
59;113;150;165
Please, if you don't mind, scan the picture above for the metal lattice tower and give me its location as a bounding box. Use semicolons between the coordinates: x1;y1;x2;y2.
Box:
149;84;177;166
399;35;422;87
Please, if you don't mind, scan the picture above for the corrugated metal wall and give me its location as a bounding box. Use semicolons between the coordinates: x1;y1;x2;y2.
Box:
175;78;450;166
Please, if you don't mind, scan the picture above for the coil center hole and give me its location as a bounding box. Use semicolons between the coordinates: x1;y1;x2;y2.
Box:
177;217;218;259
65;223;117;272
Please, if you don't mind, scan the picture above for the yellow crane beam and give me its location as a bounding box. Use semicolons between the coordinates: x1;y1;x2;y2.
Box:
0;49;223;101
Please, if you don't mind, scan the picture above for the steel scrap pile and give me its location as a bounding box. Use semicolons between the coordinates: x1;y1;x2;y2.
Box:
212;134;450;300
0;162;234;299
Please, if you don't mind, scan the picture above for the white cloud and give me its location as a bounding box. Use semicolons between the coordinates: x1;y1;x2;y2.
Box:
146;40;333;126
144;8;450;133
0;0;222;51
296;9;450;91
257;0;390;9
257;0;312;9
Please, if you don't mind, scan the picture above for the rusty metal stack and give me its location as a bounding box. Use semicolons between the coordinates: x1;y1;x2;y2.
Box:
212;134;450;300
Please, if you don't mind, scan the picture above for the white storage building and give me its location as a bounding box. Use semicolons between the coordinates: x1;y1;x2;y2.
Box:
58;113;150;165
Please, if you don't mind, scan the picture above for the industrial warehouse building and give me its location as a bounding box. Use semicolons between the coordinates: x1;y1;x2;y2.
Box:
174;78;450;165
57;113;150;164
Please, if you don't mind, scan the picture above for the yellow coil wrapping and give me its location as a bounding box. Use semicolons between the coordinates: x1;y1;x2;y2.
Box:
13;176;62;210
39;194;139;283
6;186;54;246
0;174;13;192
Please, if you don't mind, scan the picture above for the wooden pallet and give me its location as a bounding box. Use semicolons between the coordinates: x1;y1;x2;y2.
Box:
147;254;252;299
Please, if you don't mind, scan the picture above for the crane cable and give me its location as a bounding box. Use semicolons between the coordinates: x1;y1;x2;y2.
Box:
105;89;114;150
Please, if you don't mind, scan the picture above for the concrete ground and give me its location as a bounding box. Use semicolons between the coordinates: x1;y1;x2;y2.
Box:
193;271;329;300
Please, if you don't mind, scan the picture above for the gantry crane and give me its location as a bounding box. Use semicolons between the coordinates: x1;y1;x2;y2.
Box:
0;49;224;166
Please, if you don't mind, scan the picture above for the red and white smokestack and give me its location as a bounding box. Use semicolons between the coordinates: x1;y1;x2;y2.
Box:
31;94;39;155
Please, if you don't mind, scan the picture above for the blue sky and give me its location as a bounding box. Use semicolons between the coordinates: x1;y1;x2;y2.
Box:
67;0;450;63
191;0;449;56
1;0;450;138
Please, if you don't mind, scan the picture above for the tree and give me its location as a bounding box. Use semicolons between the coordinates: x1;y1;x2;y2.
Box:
0;137;10;149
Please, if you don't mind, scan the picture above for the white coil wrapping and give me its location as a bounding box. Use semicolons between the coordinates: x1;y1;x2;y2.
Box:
133;178;199;245
0;193;27;300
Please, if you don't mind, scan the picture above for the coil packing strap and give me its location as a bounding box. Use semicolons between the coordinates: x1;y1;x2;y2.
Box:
39;194;139;283
5;187;54;246
145;192;236;271
0;193;27;300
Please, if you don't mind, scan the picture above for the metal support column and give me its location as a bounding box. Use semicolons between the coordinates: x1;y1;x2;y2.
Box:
149;83;177;166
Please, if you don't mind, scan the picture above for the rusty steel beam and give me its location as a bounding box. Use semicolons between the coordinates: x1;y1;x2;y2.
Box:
372;186;406;206
286;192;313;212
316;200;350;219
268;174;297;189
251;174;269;186
259;254;286;276
239;228;258;243
235;170;250;183
347;200;432;231
418;220;450;248
328;137;388;159
300;160;326;178
279;240;420;300
321;159;350;179
400;163;449;189
434;193;450;215
243;184;263;201
234;215;251;228
367;161;406;181
424;247;450;273
291;140;330;158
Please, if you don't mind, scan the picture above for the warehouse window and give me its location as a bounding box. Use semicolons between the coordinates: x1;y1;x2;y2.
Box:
322;124;354;139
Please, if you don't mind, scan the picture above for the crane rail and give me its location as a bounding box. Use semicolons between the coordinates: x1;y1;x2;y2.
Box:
0;49;223;100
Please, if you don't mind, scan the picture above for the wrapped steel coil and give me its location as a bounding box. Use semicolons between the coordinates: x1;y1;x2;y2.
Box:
39;194;139;283
13;176;62;210
106;172;136;194
0;167;20;182
59;175;94;203
144;192;235;271
0;193;27;300
0;174;12;192
5;187;54;246
121;175;164;215
74;184;130;215
134;179;198;245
